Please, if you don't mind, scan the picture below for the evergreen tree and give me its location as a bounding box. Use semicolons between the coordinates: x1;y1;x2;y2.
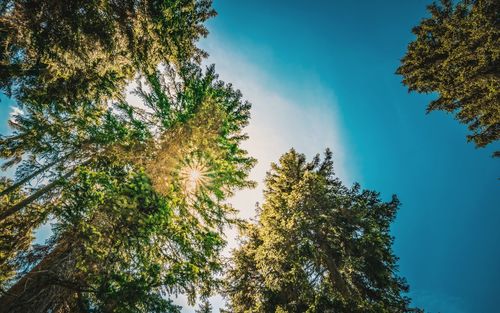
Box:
0;64;255;312
0;0;215;105
196;300;213;313
0;0;217;215
397;0;499;155
225;149;421;313
0;178;46;286
0;0;216;227
0;1;257;309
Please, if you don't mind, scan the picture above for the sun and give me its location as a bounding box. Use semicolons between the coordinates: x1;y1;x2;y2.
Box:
179;159;211;195
189;168;202;182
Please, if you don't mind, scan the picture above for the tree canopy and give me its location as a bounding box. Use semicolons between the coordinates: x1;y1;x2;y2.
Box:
0;63;255;312
0;1;432;312
224;149;421;313
0;0;215;105
397;0;499;155
0;0;257;311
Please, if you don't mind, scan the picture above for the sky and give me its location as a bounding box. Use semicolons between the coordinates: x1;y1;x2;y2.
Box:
0;1;499;312
194;0;500;312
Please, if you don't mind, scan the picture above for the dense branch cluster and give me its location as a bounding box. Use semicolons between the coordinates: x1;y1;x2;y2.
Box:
397;0;499;154
2;0;492;312
224;150;421;313
0;1;255;312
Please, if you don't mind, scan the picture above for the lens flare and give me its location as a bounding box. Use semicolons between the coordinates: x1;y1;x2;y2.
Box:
179;159;210;195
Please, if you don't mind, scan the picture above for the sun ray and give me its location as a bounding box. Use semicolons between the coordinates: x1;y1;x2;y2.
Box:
179;158;211;195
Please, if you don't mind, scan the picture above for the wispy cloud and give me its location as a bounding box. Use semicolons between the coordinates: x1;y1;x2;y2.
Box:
174;36;351;312
201;35;350;222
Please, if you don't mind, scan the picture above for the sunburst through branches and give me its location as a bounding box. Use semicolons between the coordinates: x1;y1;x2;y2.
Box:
179;158;211;196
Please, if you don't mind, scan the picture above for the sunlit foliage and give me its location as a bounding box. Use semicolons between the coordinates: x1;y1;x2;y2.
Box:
397;0;499;155
0;1;256;311
0;63;255;312
224;149;421;313
0;0;215;105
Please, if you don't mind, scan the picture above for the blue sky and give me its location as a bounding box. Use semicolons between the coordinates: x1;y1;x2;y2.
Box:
1;1;499;312
199;0;500;312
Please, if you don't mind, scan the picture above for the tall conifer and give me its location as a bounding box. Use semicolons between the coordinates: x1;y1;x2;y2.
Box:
225;149;420;313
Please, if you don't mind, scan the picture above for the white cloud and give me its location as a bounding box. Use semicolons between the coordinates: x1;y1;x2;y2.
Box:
202;35;349;222
177;36;350;312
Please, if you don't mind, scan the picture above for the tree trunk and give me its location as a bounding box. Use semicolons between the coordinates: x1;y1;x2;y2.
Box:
0;155;67;198
0;241;78;313
316;237;351;298
0;159;90;222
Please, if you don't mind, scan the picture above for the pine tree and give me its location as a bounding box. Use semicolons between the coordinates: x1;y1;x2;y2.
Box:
0;178;46;286
0;1;257;310
397;0;499;155
0;0;215;105
0;0;217;213
0;64;255;312
0;0;217;226
225;149;421;313
196;300;213;313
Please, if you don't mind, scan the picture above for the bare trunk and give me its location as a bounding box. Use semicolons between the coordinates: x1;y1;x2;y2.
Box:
0;159;90;222
0;242;79;313
0;154;67;198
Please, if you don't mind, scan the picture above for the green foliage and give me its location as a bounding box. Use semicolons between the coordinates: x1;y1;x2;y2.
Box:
225;149;421;313
0;0;215;105
0;178;47;286
0;1;218;214
397;0;499;154
0;1;256;310
0;63;255;312
195;300;213;313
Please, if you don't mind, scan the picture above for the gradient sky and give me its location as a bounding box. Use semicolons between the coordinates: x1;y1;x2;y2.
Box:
1;1;499;312
199;0;500;312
